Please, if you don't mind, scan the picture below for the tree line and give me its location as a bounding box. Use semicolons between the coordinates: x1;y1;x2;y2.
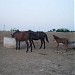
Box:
10;28;75;32
48;28;75;32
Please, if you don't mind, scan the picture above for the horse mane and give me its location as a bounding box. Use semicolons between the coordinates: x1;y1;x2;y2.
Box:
53;35;60;39
37;31;43;32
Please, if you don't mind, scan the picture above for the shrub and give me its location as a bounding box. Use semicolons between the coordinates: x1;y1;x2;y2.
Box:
56;28;70;32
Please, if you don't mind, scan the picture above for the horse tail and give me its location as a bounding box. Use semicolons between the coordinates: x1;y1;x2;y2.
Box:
45;34;49;43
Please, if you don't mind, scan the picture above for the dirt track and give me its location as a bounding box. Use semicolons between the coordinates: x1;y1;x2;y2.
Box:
0;31;75;75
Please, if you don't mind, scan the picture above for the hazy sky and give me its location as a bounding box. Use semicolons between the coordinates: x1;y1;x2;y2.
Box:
0;0;74;31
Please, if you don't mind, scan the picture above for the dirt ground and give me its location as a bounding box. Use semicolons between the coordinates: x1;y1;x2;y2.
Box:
0;31;75;75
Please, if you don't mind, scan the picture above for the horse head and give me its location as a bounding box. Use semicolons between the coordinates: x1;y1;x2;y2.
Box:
11;30;20;38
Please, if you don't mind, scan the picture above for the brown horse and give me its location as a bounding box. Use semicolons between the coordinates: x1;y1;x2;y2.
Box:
11;30;32;52
53;35;68;51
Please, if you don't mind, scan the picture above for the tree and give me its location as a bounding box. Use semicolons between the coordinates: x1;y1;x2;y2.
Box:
56;28;70;32
52;29;56;32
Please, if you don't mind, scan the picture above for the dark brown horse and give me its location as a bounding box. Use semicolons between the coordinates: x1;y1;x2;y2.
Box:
28;31;49;49
53;35;68;51
11;30;32;52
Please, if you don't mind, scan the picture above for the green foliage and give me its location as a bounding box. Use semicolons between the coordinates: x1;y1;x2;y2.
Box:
52;29;56;32
56;28;70;32
10;28;19;31
48;28;71;32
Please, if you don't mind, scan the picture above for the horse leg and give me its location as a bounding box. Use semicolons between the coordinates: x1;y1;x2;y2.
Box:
56;43;59;50
32;40;35;48
19;41;20;49
65;43;68;52
39;40;43;49
16;40;18;50
26;41;29;53
43;39;45;49
30;40;32;52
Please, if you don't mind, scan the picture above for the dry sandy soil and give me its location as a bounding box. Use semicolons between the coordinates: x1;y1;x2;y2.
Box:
0;31;75;75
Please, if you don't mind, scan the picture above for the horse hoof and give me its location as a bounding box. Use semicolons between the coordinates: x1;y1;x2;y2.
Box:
66;50;67;52
26;51;28;53
33;46;35;48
